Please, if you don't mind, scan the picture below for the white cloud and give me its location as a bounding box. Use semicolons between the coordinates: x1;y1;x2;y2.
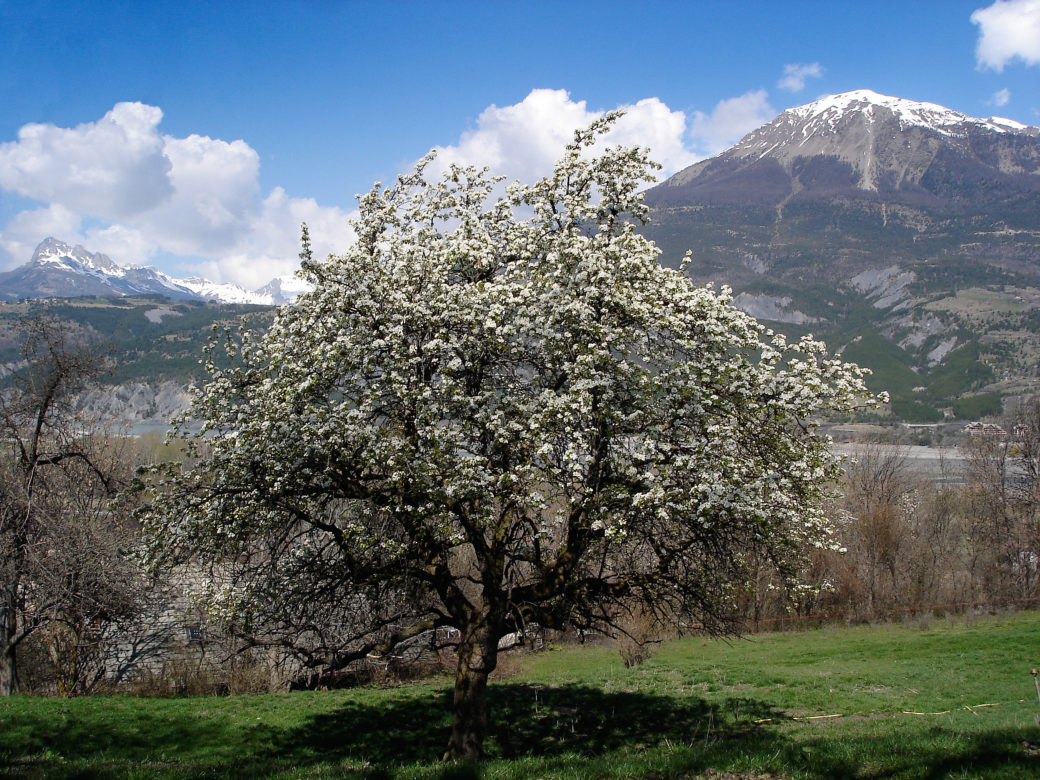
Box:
972;0;1040;71
428;89;597;182
0;104;353;286
0;103;172;221
608;98;700;176
992;87;1013;105
139;133;260;257
0;89;779;285
689;90;776;155
425;88;699;186
81;225;160;267
778;63;824;92
193;188;358;289
0;203;83;266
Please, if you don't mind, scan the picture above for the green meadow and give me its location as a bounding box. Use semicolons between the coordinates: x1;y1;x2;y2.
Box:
3;612;1040;779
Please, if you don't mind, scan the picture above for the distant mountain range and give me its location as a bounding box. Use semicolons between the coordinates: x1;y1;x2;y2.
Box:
643;89;1040;421
0;238;310;304
3;91;1039;423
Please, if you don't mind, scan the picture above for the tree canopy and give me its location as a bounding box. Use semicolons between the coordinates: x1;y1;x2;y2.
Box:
142;116;870;760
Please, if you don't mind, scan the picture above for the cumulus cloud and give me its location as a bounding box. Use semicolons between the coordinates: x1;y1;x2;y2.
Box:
0;103;353;287
689;90;776;155
0;89;779;286
972;0;1040;71
133;133;261;260
81;224;161;268
0;103;173;220
428;89;597;182
608;98;700;175
425;89;698;187
0;203;83;266
191;188;358;288
992;87;1012;105
778;63;824;92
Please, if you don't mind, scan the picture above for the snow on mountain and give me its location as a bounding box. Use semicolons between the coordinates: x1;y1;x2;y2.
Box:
659;89;1040;197
781;89;1032;137
32;238;125;276
726;91;1040;191
729;90;1039;178
255;274;314;304
1;238;307;304
171;276;274;305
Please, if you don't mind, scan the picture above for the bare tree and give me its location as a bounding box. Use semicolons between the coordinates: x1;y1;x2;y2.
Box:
963;398;1040;603
836;441;920;618
0;314;143;695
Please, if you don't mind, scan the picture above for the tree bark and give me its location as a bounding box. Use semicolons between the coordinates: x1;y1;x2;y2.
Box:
443;619;499;761
0;591;18;695
0;646;18;696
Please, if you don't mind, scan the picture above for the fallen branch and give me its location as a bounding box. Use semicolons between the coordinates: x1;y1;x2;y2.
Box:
903;703;1000;716
903;710;951;716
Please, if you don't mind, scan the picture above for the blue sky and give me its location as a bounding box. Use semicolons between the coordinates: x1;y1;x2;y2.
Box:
1;0;1038;288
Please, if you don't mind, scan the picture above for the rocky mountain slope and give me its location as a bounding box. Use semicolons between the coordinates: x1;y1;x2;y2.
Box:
643;89;1040;421
654;90;1038;207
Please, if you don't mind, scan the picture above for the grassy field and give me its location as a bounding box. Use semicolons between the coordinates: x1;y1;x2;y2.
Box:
3;612;1040;779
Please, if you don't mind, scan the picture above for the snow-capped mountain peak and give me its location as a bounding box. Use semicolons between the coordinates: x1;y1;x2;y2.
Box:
31;238;125;276
2;238;309;304
782;89;1032;137
651;87;1040;207
255;274;313;302
694;89;1040;193
174;276;276;305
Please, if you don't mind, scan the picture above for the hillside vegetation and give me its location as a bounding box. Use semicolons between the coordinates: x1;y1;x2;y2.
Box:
0;297;274;386
0;292;1024;423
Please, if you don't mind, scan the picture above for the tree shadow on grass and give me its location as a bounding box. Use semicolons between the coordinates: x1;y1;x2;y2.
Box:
261;685;1040;779
788;727;1040;780
259;683;785;776
6;686;1037;779
485;684;780;759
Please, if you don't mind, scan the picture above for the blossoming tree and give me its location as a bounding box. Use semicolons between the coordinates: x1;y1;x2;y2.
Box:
142;116;869;760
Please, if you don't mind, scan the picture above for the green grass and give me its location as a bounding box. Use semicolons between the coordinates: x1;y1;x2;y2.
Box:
3;613;1040;778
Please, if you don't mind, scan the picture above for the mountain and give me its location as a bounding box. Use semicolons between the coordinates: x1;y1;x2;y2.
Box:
653;89;1037;207
0;238;310;304
645;89;1040;282
642;90;1040;421
0;295;278;425
255;274;313;304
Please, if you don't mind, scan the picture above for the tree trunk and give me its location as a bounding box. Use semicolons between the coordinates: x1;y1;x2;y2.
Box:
0;646;17;696
443;620;499;761
0;596;18;695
